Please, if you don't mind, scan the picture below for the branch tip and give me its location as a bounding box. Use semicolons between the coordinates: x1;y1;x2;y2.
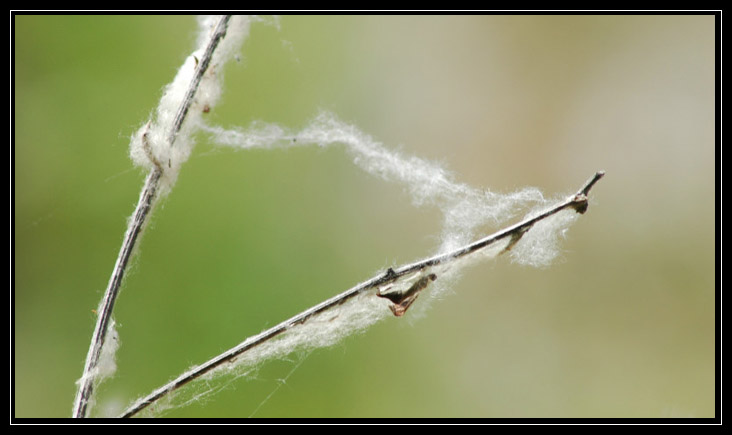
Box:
580;170;605;196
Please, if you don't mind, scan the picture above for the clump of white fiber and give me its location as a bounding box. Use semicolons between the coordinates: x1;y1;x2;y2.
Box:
75;319;120;415
95;319;120;380
128;16;254;194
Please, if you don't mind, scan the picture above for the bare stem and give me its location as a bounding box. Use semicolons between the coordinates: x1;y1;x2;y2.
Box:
72;15;232;418
119;171;605;418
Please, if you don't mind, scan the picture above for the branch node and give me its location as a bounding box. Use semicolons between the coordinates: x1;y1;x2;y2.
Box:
571;193;589;214
383;267;398;281
377;273;437;317
501;226;530;253
572;171;605;214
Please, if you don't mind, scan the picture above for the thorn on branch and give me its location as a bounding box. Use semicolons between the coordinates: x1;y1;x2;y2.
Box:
501;226;530;254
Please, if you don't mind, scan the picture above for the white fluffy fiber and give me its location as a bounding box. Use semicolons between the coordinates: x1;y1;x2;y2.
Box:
129;16;253;193
75;319;120;415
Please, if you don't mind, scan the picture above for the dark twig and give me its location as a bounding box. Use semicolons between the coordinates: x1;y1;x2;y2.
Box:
119;171;604;418
72;169;161;418
72;15;233;418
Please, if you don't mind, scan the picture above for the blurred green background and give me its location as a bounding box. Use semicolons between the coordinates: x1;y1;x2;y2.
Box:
14;15;715;418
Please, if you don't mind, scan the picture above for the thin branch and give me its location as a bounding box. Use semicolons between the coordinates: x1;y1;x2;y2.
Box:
72;15;232;419
119;170;605;418
72;169;161;419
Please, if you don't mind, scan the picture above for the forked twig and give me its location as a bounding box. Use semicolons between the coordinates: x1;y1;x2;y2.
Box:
72;15;232;419
119;171;605;418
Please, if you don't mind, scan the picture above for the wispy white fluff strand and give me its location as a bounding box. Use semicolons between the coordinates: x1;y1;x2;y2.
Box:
203;112;587;321
203;111;562;260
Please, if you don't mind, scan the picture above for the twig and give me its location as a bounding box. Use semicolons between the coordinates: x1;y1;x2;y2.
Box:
72;15;232;419
119;171;604;418
72;170;161;419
